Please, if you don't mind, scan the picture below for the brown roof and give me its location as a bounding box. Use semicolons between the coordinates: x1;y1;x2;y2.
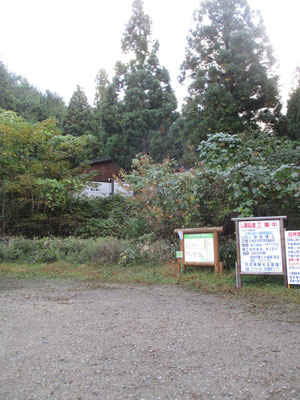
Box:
89;157;113;165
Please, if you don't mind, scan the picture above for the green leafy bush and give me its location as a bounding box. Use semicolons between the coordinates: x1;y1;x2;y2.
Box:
0;110;92;238
0;236;129;264
120;155;202;238
197;131;299;224
219;236;237;269
121;132;299;242
71;195;149;239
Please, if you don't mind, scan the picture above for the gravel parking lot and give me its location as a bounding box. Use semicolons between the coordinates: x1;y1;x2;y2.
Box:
1;278;300;400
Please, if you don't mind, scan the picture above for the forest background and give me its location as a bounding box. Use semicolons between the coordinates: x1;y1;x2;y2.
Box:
0;0;299;268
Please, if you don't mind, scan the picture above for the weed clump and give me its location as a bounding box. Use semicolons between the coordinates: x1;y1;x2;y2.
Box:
0;236;128;265
119;240;176;266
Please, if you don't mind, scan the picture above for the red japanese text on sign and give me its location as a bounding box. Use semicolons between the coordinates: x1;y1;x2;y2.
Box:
240;221;278;229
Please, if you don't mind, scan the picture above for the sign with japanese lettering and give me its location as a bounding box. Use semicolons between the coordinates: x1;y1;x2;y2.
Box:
184;233;214;263
285;231;300;285
176;251;183;258
238;220;283;273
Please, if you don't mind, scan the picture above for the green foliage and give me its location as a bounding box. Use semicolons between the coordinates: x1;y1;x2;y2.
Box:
121;154;202;238
219;236;237;269
197;131;299;223
180;0;281;146
0;114;148;241
0;61;66;125
286;87;300;140
0;61;16;111
122;132;299;246
13;78;66;125
94;68;110;107
0;234;175;268
38;90;67;127
119;239;175;266
70;194;148;239
0;110;91;236
63;86;93;136
0;236;127;264
121;0;152;64
97;0;179;169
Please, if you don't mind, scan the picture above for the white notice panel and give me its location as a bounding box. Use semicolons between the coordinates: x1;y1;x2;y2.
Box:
285;231;300;285
184;233;214;263
238;220;283;273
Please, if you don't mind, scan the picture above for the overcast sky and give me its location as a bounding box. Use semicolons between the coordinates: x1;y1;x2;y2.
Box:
1;0;299;110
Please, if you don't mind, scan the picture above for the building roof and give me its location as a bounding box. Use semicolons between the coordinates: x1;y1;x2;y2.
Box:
89;157;113;165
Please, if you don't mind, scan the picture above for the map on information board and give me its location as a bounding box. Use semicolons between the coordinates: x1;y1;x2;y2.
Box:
285;231;300;285
238;220;283;273
184;233;214;263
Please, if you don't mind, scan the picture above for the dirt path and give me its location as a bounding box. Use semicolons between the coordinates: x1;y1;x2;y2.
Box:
0;279;300;400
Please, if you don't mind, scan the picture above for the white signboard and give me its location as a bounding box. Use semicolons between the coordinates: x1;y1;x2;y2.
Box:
285;231;300;285
184;233;214;263
238;220;283;273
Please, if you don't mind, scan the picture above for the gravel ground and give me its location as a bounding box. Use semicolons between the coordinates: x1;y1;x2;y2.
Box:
0;279;300;400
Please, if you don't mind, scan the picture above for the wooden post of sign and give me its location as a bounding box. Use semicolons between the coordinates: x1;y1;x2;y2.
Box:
176;252;181;274
219;262;224;273
213;230;220;274
174;227;223;274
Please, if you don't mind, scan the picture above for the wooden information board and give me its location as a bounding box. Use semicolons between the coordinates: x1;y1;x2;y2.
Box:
174;227;223;273
184;233;214;263
232;216;287;288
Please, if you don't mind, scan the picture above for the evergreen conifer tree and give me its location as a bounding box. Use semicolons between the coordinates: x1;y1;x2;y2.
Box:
180;0;281;146
286;68;300;140
98;0;179;169
94;68;110;107
63;86;93;136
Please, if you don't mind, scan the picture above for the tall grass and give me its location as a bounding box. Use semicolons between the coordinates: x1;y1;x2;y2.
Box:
0;236;127;264
0;236;175;266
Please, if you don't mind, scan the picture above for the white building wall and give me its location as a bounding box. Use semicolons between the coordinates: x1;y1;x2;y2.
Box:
81;182;131;198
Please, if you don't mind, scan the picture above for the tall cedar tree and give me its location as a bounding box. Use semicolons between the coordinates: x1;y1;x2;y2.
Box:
287;89;300;140
286;67;300;140
98;0;179;169
180;0;281;146
94;68;109;107
63;86;93;136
